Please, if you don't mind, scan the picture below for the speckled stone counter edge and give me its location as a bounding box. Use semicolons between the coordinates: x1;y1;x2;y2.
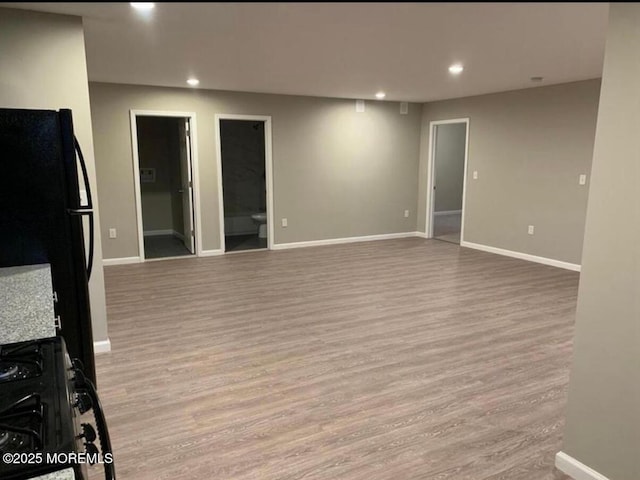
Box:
28;467;76;480
0;264;56;344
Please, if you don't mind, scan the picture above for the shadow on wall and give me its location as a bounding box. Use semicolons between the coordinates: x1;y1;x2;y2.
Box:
137;116;185;237
221;120;266;237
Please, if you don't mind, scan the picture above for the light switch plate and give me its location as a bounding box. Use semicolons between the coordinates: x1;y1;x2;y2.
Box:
140;167;156;183
473;171;478;180
281;218;288;228
355;100;365;113
400;102;408;115
404;210;410;218
579;174;587;185
109;228;117;239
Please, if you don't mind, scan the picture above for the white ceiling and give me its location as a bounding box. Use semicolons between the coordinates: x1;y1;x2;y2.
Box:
3;2;609;102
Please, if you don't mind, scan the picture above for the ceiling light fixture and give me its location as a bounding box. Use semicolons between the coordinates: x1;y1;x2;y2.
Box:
448;64;464;75
187;78;200;86
130;3;155;11
375;92;386;99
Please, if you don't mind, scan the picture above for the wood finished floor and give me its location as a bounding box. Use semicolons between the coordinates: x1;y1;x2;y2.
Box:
94;238;576;480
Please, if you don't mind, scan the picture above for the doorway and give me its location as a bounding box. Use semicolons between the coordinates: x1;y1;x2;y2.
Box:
215;115;273;253
426;119;469;244
130;111;200;261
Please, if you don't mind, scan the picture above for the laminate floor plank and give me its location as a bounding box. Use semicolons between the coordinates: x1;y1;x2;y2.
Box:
92;238;574;479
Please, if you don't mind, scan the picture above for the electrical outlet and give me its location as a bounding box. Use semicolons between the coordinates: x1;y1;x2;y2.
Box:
404;209;410;218
109;228;117;239
528;225;535;235
579;174;587;185
473;171;478;180
281;218;288;228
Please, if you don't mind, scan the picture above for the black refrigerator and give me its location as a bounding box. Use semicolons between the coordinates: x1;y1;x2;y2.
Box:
0;108;97;384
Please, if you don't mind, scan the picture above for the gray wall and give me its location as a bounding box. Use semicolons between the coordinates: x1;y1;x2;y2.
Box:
137;117;184;234
434;123;466;212
0;8;109;342
561;4;640;479
89;83;422;258
418;79;601;265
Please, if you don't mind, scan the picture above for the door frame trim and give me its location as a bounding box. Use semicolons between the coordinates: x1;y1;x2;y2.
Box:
214;114;275;252
129;109;202;261
425;118;470;242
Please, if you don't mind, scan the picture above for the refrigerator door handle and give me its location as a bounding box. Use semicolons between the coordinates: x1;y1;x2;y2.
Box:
68;208;94;280
73;137;95;280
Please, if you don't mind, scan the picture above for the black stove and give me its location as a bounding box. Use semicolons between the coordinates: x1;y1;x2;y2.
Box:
0;337;115;480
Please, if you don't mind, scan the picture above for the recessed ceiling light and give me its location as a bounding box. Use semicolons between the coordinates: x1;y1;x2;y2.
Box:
187;78;200;87
448;64;464;75
130;3;155;11
375;92;386;99
530;76;544;82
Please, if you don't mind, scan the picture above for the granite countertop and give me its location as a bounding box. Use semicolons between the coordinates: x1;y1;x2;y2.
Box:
0;264;56;344
1;265;73;480
29;468;76;480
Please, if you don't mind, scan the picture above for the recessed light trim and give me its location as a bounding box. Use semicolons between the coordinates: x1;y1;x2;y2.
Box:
130;3;155;11
130;2;155;10
187;78;200;86
375;92;386;99
448;64;464;75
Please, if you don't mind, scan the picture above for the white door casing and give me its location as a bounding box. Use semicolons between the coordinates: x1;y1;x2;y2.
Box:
179;119;195;253
129;110;202;261
214;114;274;252
425;118;470;242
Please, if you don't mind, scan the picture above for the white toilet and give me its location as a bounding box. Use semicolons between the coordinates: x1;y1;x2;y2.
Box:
251;212;267;239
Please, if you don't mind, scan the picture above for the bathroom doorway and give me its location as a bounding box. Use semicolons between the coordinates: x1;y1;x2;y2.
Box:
130;111;201;261
426;119;469;244
215;115;273;252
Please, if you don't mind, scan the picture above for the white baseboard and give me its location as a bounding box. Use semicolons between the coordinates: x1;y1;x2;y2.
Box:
102;256;141;266
460;241;581;272
105;250;222;263
555;452;610;480
272;232;420;250
94;339;111;354
103;238;580;274
434;209;462;216
143;229;174;237
173;230;185;242
199;249;224;257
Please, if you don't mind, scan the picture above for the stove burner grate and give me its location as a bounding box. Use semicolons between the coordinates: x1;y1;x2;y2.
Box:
0;341;43;383
0;364;19;380
0;393;44;452
0;431;9;449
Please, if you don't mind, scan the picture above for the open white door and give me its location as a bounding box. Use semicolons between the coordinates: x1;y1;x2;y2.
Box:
179;119;195;253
